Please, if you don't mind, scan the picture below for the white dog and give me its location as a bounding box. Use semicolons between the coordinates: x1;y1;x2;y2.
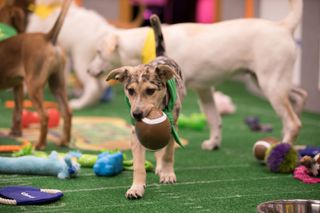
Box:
89;0;306;150
27;0;115;109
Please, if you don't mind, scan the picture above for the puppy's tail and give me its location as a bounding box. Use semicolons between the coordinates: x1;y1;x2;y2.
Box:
45;0;72;45
280;0;303;33
150;14;166;57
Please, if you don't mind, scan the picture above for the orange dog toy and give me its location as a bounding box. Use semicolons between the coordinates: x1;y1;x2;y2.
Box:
0;140;31;153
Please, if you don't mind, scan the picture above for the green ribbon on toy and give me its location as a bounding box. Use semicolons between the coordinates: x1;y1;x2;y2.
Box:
125;79;184;148
0;23;17;42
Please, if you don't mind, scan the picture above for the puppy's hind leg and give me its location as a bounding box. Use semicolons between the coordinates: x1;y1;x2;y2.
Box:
196;87;222;150
155;137;176;184
48;65;72;147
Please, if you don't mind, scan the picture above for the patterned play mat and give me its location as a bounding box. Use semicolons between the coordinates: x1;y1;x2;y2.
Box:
0;117;187;151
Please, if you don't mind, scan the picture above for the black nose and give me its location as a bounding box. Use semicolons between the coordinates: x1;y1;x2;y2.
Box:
133;111;143;121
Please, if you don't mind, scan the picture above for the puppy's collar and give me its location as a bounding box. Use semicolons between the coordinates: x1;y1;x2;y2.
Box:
0;23;17;41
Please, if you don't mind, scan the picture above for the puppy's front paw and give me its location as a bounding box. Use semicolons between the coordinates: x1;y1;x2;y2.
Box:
159;172;176;184
201;139;220;151
125;184;145;200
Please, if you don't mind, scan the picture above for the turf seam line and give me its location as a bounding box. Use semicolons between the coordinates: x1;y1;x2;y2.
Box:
62;176;290;193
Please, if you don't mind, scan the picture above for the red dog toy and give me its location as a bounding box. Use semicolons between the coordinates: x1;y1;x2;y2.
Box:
22;109;60;128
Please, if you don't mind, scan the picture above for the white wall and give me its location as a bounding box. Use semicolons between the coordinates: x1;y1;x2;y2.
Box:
259;0;302;86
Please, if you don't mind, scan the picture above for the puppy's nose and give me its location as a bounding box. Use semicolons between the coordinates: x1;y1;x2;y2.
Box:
133;110;143;121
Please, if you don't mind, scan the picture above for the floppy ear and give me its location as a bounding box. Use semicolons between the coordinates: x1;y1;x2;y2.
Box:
105;67;129;83
11;7;26;33
155;64;178;82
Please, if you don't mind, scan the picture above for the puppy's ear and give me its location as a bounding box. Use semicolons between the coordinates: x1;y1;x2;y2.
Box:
155;64;178;82
105;67;129;83
11;7;26;33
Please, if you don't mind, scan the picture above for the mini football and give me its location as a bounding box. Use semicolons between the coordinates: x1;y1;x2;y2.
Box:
253;137;279;162
135;109;171;150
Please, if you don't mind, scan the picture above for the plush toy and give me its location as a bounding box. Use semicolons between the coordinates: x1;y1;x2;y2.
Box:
93;151;123;176
300;154;320;177
245;116;273;132
178;113;206;131
13;147;154;171
0;151;80;179
22;109;60;128
252;137;279;162
0;140;31;153
265;143;298;173
135;109;171;150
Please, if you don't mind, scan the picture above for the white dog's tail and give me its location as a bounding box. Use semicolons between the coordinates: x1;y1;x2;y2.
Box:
280;0;303;33
150;14;166;57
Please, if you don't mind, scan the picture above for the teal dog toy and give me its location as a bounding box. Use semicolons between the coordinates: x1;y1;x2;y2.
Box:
0;151;79;179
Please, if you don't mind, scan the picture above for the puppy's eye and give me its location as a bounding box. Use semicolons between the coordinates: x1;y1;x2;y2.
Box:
146;88;155;96
128;88;135;96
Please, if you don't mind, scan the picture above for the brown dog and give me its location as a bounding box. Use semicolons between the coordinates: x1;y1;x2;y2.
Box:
0;0;72;149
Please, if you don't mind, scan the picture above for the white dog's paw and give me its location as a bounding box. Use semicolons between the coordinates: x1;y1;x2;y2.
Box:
69;99;85;110
201;139;220;151
159;172;176;184
125;184;145;200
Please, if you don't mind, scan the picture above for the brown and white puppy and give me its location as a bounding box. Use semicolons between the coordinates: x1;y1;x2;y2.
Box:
106;15;185;199
0;0;72;150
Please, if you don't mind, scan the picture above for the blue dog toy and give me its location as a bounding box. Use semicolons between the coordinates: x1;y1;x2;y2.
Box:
93;151;123;176
0;151;80;179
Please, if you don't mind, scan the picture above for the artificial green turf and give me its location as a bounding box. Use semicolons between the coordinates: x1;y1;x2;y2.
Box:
0;81;319;213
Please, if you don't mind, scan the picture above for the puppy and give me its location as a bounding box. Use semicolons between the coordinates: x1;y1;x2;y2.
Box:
89;0;306;150
27;0;115;109
106;15;185;199
0;0;72;150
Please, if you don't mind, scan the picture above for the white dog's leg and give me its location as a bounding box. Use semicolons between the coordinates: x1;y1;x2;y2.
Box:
258;71;301;143
196;88;222;150
289;87;308;116
155;138;176;184
69;54;104;109
126;131;146;199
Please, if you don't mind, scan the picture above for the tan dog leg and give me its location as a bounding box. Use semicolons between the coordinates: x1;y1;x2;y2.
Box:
27;84;48;150
48;69;72;147
196;88;222;150
9;85;23;137
126;130;146;199
155;138;176;183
